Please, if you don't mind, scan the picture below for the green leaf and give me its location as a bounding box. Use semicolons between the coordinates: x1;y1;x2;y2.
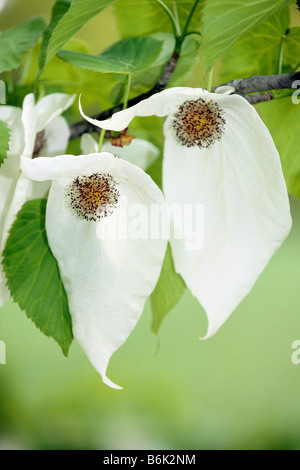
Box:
168;34;201;87
114;0;203;37
284;27;300;70
219;7;300;83
57;36;164;74
38;0;72;76
219;8;291;82
200;0;294;70
0;17;46;74
131;33;176;89
151;244;186;334
0;120;10;167
3;199;73;356
18;39;118;113
44;0;118;68
109;82;125;106
258;96;300;199
130;33;202;92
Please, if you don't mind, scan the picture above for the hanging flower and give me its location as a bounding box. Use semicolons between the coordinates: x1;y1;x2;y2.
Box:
79;87;292;338
81;133;160;171
21;152;167;389
0;92;75;305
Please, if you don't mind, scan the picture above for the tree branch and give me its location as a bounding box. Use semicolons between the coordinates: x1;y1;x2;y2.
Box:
213;72;300;95
69;71;300;140
245;92;274;105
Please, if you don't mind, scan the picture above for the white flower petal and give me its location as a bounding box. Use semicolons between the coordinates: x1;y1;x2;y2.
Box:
0;106;24;305
35;93;76;132
22;153;119;181
0;94;74;305
41;115;71;157
163;93;292;338
79;87;207;131
24;115;72;200
0;107;24;240
21;93;38;158
214;85;235;95
80;134;98;154
23;153;167;388
102;138;159;170
21;93;75;158
0;106;23;155
81;134;160;171
81;133;160;171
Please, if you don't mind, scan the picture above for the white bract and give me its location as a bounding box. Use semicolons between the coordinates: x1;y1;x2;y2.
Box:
80;87;292;338
21;152;167;389
0;92;75;305
81;133;160;171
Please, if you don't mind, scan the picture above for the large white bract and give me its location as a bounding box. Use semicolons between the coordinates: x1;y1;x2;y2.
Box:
0;93;75;306
80;87;292;338
81;133;160;171
21;152;167;389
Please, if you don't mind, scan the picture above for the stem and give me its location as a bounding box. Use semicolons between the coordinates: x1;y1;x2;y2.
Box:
206;67;214;92
181;0;201;38
278;35;286;75
123;73;132;110
5;71;14;95
293;61;300;73
184;30;201;37
172;1;181;35
18;59;31;86
154;0;181;37
98;128;106;152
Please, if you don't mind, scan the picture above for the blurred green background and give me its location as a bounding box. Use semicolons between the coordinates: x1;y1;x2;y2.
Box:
1;0;300;450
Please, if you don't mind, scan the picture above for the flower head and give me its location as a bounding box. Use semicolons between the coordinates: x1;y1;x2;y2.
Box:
0;92;75;305
67;172;120;221
21;152;167;389
80;87;292;338
172;97;225;148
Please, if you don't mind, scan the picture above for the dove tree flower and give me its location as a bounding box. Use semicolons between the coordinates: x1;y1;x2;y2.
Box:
80;87;292;339
21;152;167;389
0;92;75;305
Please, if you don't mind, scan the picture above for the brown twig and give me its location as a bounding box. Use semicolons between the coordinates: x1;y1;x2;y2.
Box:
213;72;300;95
246;92;274;105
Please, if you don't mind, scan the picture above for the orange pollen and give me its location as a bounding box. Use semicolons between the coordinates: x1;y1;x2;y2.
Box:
67;173;120;221
173;98;226;149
